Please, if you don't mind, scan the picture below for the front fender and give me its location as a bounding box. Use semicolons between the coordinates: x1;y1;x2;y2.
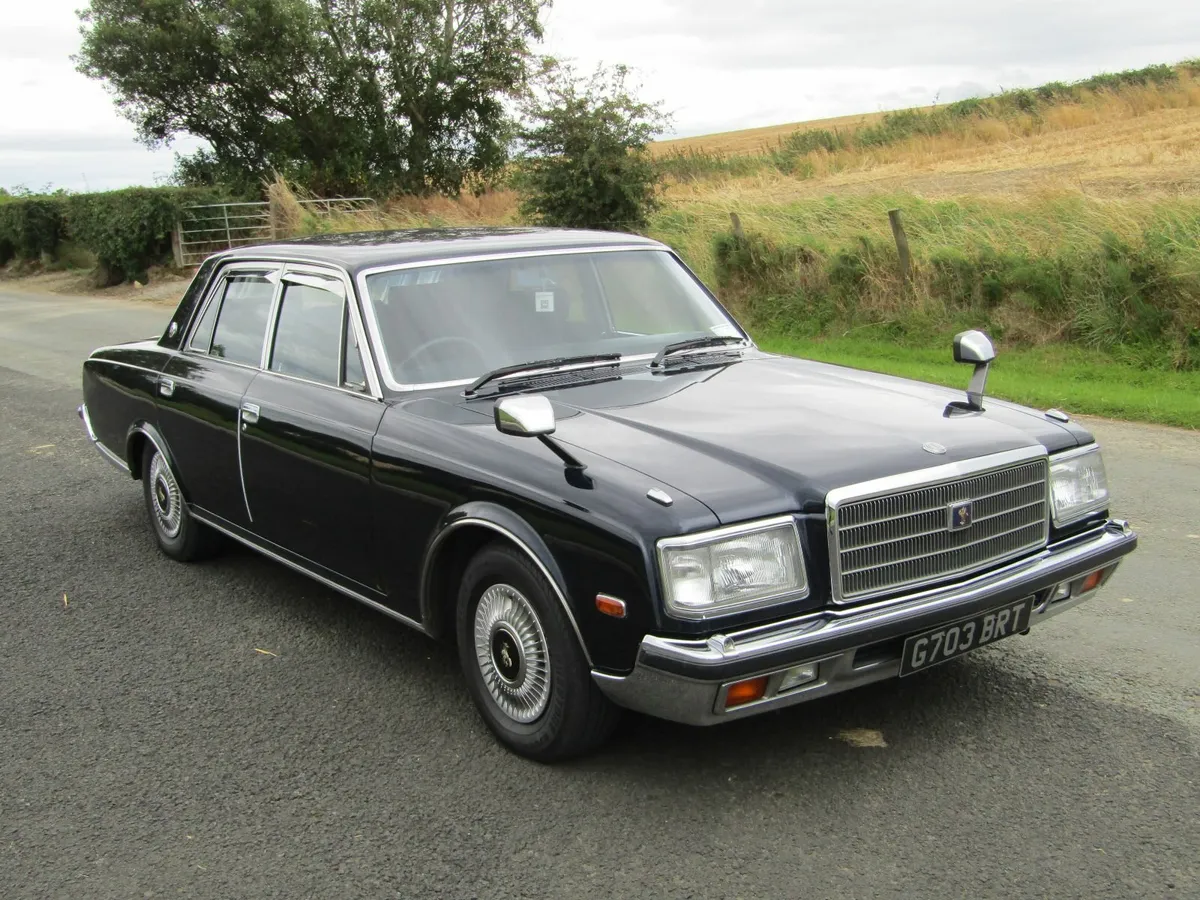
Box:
418;501;593;666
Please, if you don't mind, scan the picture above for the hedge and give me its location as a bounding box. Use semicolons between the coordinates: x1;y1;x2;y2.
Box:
65;187;227;283
0;197;67;266
0;186;229;282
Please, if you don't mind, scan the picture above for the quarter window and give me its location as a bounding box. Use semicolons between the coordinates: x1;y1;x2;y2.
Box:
269;280;346;386
209;273;276;366
186;287;221;353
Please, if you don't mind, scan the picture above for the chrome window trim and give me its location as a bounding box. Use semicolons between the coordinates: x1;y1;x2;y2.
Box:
825;445;1050;605
277;262;383;399
1048;443;1108;527
656;515;811;621
255;367;384;402
184;263;282;358
179;259;383;400
355;245;677;393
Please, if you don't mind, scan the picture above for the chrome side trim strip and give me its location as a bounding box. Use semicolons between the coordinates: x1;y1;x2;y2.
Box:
236;410;254;524
190;509;428;635
87;358;167;378
423;517;593;666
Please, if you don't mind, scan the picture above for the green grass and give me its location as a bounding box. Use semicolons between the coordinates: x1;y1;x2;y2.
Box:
756;333;1200;429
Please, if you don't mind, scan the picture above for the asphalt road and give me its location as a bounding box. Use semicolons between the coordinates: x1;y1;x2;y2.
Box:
2;287;1197;900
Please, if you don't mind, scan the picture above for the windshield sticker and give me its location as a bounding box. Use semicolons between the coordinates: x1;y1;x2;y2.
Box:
535;292;555;313
711;323;740;337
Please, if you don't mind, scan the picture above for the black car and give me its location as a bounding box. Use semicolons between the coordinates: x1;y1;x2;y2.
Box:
80;228;1138;760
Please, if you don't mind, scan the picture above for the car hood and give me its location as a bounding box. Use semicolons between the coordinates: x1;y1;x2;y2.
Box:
534;354;1086;523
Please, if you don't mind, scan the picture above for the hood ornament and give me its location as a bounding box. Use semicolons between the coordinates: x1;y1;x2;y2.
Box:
950;330;996;412
922;442;947;455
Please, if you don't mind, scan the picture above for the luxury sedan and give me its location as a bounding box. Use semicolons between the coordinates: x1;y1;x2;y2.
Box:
80;228;1137;760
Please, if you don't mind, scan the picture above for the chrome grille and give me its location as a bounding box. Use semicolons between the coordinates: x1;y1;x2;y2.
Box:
830;457;1049;603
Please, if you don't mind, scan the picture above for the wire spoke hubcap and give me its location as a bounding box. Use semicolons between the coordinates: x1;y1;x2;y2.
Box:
149;452;182;540
473;584;552;724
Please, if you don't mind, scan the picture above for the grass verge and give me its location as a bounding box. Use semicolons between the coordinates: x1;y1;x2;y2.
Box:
757;333;1200;429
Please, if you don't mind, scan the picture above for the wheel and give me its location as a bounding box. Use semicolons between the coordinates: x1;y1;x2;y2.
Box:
142;444;221;562
456;543;620;761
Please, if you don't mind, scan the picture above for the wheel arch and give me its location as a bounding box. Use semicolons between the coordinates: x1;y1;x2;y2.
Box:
419;502;593;667
124;422;173;482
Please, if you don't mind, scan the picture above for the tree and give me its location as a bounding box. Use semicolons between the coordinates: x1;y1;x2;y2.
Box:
514;61;668;232
76;0;548;196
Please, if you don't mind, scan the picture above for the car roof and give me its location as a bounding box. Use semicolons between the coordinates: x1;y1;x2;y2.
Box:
216;227;666;275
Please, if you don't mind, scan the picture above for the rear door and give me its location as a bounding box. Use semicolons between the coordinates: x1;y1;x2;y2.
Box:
238;266;386;591
158;264;279;527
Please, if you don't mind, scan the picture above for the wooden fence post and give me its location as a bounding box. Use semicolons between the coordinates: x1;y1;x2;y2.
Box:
888;208;912;286
171;221;184;268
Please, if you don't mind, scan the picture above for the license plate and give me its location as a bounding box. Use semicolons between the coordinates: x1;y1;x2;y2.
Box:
899;598;1033;676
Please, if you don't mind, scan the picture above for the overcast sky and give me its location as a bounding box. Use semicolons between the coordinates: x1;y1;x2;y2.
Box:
3;0;1200;192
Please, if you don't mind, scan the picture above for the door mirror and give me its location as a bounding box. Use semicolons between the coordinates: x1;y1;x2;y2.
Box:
494;395;556;437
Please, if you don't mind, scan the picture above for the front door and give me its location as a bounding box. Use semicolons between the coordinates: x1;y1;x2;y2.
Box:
158;264;279;527
238;268;385;591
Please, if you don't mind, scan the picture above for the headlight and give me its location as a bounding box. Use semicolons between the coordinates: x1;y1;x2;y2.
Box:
657;517;808;620
1049;446;1109;526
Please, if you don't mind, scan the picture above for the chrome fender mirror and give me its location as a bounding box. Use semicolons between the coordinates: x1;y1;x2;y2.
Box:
952;330;996;411
494;395;556;437
494;395;588;472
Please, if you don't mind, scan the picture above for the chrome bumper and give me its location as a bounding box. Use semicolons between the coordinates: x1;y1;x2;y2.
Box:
593;520;1137;726
78;404;130;474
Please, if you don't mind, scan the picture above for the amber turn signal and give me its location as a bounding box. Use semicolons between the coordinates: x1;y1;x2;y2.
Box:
1079;569;1106;594
724;676;769;709
595;594;627;619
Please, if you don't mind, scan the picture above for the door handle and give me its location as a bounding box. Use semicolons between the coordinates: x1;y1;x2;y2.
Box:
241;402;260;426
158;377;175;398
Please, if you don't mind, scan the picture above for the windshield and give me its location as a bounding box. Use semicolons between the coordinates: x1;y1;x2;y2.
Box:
361;249;745;387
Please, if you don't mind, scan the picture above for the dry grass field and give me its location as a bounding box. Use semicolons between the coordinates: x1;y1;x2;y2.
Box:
649;109;890;158
287;67;1200;425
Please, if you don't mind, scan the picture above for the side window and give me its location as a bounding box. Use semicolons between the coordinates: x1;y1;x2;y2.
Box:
269;280;345;385
209;273;276;366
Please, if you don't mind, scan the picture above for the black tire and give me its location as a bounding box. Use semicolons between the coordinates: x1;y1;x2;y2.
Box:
141;443;222;562
456;543;620;762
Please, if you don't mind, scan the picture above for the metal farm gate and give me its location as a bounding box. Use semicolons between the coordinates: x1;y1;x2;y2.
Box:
173;197;376;267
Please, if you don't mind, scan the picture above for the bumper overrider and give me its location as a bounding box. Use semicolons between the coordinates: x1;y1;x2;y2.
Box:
593;519;1137;726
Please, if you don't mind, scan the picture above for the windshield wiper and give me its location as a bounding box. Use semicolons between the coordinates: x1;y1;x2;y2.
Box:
464;353;622;397
651;336;749;368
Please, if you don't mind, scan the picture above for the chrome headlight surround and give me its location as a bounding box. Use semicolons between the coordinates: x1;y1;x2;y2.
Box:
1049;445;1110;527
656;516;809;621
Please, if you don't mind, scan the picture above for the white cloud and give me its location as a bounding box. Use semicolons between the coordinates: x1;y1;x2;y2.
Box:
2;0;1199;190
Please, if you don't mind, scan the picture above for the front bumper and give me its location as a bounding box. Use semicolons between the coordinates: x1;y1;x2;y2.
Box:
593;519;1137;726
